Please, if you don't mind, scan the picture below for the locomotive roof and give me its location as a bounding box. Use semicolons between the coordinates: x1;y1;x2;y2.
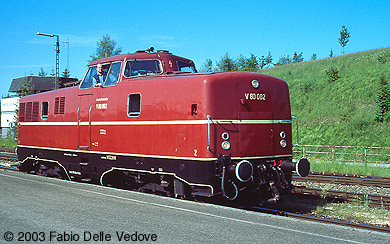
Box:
88;50;193;66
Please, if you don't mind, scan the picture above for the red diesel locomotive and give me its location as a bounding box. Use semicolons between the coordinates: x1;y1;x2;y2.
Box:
18;49;309;203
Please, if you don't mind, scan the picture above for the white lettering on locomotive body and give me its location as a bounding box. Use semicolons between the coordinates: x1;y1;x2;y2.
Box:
96;97;108;102
244;93;266;101
100;155;117;160
96;103;108;109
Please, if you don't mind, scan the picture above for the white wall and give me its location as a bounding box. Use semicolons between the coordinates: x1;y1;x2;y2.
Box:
1;97;19;137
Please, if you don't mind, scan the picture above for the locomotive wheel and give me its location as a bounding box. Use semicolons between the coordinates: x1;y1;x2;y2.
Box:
101;170;127;188
34;161;68;180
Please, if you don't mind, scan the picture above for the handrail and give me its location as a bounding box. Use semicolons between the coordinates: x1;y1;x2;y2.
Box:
207;115;211;151
77;106;80;149
89;105;92;150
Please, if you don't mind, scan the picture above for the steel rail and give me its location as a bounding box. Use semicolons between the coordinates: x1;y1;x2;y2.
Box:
0;153;18;162
0;148;16;154
293;173;390;188
294;186;390;209
247;206;390;233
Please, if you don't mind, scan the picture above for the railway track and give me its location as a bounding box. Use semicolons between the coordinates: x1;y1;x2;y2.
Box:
292;173;390;188
294;186;390;209
246;206;390;233
0;148;18;163
1;149;389;232
292;172;390;209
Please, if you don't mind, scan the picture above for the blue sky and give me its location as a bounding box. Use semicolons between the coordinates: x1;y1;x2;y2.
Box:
1;0;389;96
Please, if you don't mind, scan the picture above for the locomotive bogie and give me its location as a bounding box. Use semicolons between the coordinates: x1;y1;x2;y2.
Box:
17;50;309;203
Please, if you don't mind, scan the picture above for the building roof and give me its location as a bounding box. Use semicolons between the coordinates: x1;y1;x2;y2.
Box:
8;76;79;93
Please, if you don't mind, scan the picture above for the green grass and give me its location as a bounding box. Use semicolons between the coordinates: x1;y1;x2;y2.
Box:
261;48;390;147
0;137;17;149
313;197;390;227
309;159;390;177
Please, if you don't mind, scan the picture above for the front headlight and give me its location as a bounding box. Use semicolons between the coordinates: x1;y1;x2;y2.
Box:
221;141;231;150
280;140;287;148
221;132;230;140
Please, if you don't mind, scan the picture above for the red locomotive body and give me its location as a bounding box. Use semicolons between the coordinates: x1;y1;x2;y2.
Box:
18;50;309;202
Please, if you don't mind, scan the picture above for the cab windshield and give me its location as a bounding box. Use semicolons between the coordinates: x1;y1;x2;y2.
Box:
124;60;162;77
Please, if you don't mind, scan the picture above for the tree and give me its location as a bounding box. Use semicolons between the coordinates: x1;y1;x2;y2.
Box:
62;68;70;78
329;48;334;57
259;52;273;69
338;25;350;54
264;51;273;67
199;59;214;72
90;34;122;61
216;53;237;72
311;53;317;60
17;78;40;97
293;52;304;63
38;67;47;76
238;54;258;71
275;54;292;66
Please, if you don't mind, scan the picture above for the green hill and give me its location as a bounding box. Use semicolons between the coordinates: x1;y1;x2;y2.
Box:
261;48;390;147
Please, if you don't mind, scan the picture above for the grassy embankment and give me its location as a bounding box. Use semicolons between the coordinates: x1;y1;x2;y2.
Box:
261;48;390;176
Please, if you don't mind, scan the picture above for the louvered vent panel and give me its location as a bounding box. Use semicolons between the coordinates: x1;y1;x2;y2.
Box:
19;103;25;122
25;102;32;122
54;97;60;114
59;97;65;114
32;102;39;122
54;97;65;114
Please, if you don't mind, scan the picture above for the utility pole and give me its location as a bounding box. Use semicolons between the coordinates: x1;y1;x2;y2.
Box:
37;32;60;89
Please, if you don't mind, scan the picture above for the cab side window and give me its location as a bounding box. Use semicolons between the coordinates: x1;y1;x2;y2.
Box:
177;61;196;73
80;66;97;89
41;101;49;119
80;63;114;89
104;62;122;86
127;93;141;117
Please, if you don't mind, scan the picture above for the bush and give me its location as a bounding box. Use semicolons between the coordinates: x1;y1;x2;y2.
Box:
375;78;390;122
325;66;340;82
0;137;17;149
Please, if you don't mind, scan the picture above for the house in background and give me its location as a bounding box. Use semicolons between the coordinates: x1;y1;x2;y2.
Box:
8;76;79;93
1;76;79;138
1;97;19;138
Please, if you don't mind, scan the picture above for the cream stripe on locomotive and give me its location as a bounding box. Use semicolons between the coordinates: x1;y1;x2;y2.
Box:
19;119;292;126
17;145;293;162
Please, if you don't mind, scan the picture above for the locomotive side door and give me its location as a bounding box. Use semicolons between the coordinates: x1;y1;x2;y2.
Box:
78;94;93;150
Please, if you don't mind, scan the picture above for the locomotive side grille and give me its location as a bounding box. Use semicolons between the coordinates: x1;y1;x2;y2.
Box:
32;102;39;122
21;101;40;122
19;103;25;122
54;96;65;114
54;97;59;114
59;97;65;114
25;102;32;122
